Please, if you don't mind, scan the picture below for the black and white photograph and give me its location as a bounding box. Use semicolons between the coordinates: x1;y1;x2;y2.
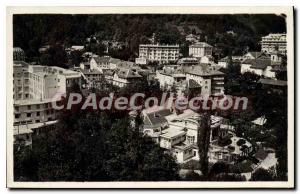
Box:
6;7;294;188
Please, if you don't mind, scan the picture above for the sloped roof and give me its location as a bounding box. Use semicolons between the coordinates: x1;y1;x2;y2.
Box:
144;109;172;127
117;69;142;79
109;58;122;64
117;61;135;69
248;52;263;58
243;59;271;69
93;56;110;64
80;69;102;75
13;61;30;66
102;69;115;76
187;79;201;89
185;65;224;77
190;42;212;48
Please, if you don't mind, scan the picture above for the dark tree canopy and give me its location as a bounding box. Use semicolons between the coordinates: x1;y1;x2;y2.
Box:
13;14;286;62
14;109;179;181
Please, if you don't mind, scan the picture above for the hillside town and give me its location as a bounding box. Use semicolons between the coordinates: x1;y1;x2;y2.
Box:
12;15;288;182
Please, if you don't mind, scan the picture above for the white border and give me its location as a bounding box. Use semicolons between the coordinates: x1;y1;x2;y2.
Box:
6;6;294;188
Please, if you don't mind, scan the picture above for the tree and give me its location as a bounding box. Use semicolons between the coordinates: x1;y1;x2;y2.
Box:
250;168;274;181
209;162;229;175
39;44;68;68
68;50;83;66
14;109;179;181
197;113;211;176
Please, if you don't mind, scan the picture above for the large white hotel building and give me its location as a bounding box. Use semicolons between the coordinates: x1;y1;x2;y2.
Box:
138;44;180;64
261;33;287;55
13;61;82;147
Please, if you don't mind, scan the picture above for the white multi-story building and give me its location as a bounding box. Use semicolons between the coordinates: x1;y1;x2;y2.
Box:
13;47;25;61
240;58;276;78
112;69;143;88
189;42;213;58
142;107;224;163
156;68;186;90
261;33;287;55
13;61;82;147
185;65;225;95
138;44;180;64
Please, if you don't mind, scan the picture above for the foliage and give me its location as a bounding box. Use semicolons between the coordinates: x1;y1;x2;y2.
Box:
14;110;179;181
183;170;246;181
218;137;232;147
209;162;229;175
250;168;274;181
180;160;201;170
14;14;286;62
197;113;211;176
236;139;246;146
39;44;68;68
68;50;84;67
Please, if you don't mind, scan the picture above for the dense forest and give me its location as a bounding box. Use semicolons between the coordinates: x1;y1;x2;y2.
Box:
13;14;286;62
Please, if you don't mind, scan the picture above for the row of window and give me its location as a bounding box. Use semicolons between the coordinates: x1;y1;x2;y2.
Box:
14;109;55;119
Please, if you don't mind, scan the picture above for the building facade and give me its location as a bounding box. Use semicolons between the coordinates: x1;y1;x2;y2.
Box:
261;33;287;55
138;44;180;64
185;65;225;95
13;61;82;147
13;47;26;61
189;42;213;58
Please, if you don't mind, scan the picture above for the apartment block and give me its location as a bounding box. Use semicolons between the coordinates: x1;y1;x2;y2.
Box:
13;61;82;147
189;42;213;58
138;44;180;64
261;33;287;55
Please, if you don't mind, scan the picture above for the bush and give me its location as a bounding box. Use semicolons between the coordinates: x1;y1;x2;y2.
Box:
180;160;201;170
218;137;232;147
250;168;274;181
237;138;246;146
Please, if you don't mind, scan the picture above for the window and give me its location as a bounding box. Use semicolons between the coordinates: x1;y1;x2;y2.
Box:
35;120;40;123
27;113;31;117
36;112;40;116
14;114;20;119
187;136;195;144
36;104;40;109
27;105;31;110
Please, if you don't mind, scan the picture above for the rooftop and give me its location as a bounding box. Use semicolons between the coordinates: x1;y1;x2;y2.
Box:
14;120;58;135
144;109;172;127
80;68;102;75
117;69;142;79
259;78;287;86
14;98;59;106
243;59;271;69
185;65;224;77
190;42;212;48
139;44;179;48
174;142;194;151
160;127;186;139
